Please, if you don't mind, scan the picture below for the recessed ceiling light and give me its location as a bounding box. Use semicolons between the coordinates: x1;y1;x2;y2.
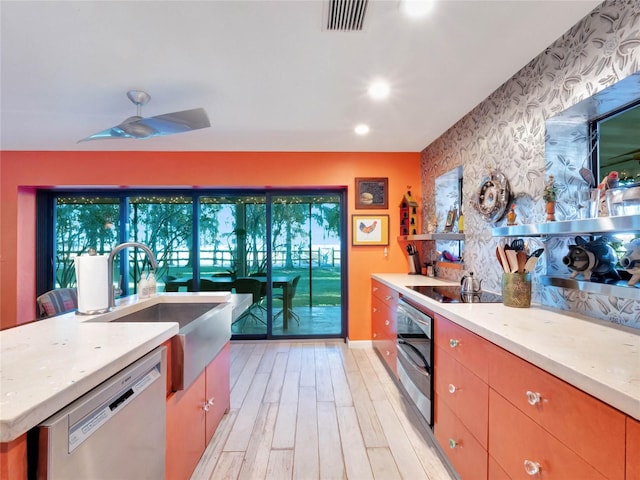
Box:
400;0;435;18
355;124;370;135
368;81;390;100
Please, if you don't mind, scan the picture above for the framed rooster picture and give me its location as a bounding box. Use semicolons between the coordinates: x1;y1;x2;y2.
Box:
352;215;389;246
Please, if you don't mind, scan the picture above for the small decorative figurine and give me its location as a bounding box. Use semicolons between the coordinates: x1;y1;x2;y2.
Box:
506;203;517;225
543;175;557;221
620;238;640;286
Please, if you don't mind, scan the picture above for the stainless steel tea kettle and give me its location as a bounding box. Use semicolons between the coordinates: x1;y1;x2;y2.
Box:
460;271;482;293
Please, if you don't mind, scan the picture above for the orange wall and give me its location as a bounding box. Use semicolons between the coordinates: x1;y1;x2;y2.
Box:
0;151;421;339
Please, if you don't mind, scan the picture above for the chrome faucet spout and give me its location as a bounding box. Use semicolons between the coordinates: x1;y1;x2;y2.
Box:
107;242;158;310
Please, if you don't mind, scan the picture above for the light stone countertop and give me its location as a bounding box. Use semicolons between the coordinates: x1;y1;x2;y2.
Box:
373;273;640;421
0;292;234;442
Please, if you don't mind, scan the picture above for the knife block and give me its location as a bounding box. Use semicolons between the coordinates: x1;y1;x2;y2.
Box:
407;253;421;275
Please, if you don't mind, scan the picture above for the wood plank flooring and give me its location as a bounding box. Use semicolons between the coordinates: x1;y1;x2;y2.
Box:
190;341;456;480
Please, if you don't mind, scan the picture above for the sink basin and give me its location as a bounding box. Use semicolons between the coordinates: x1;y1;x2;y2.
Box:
106;302;231;391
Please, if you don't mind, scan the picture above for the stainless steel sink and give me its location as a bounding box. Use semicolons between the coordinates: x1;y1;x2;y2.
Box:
106;302;231;391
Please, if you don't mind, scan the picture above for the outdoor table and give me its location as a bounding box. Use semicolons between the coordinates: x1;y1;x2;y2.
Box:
164;274;295;329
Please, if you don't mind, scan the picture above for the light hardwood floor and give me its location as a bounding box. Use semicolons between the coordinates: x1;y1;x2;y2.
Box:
190;341;456;480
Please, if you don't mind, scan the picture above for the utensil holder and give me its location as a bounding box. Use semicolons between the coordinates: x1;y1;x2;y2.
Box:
501;272;531;308
408;254;420;274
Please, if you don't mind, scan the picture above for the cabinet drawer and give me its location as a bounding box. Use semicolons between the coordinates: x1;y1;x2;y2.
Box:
375;339;397;376
435;347;488;448
371;295;395;341
434;394;487;480
371;280;398;308
489;389;606;480
489;345;625;480
435;314;488;382
628;416;640;480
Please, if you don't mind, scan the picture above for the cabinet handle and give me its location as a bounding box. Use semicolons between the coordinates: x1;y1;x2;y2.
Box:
448;439;459;449
448;384;458;394
373;307;377;313
202;402;210;412
523;459;541;475
526;391;541;406
385;320;390;326
449;339;460;348
385;295;393;301
385;350;390;356
373;287;379;292
373;332;377;338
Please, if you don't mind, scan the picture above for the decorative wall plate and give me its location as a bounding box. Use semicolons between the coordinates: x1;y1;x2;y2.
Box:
473;171;511;222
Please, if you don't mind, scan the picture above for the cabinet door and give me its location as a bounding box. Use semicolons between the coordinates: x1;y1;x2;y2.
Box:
628;416;640;480
435;314;488;382
435;347;488;448
371;280;398;308
434;394;487;480
205;343;231;444
371;295;397;376
166;370;206;480
489;345;625;480
0;434;27;480
489;389;606;480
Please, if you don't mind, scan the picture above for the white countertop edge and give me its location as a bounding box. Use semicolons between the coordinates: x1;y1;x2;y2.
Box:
372;274;640;421
0;324;177;442
0;292;232;443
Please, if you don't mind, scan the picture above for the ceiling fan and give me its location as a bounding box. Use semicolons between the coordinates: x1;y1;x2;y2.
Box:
78;90;210;142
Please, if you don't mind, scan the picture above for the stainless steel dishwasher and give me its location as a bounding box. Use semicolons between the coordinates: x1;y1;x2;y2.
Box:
37;347;166;479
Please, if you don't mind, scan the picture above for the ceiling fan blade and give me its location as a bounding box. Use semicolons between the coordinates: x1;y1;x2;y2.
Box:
137;108;210;136
78;108;209;142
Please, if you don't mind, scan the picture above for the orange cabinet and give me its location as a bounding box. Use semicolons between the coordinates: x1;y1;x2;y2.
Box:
435;346;488;448
434;313;488;382
205;343;231;444
628;416;640;480
434;396;487;479
489;389;606;479
434;314;490;479
371;280;397;376
166;342;231;480
0;434;27;480
489;344;625;480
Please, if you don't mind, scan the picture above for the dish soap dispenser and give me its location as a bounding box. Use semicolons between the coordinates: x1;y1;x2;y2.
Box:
147;271;157;295
138;275;149;298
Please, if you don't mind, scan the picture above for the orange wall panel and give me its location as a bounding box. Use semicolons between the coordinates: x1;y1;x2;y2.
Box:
1;151;421;337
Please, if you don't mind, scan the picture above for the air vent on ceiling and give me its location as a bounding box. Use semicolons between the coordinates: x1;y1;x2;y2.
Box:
325;0;368;31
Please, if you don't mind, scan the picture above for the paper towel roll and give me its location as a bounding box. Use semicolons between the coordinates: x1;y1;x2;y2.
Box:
74;254;109;314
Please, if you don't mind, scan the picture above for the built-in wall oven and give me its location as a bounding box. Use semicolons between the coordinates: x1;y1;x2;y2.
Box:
396;296;433;427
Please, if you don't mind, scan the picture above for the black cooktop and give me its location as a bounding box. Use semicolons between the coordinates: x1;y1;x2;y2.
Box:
407;285;502;303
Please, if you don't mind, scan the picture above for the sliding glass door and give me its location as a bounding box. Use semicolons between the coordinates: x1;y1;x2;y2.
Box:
43;188;346;339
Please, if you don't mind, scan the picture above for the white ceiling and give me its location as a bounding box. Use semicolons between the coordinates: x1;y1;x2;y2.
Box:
0;0;602;152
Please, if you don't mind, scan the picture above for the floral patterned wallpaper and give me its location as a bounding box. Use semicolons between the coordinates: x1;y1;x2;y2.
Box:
421;0;640;328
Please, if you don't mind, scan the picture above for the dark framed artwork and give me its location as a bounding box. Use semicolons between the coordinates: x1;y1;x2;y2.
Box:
352;214;389;246
355;177;388;209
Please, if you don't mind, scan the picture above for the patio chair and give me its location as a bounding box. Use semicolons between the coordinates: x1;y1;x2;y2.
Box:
232;278;265;331
274;275;301;325
36;288;78;318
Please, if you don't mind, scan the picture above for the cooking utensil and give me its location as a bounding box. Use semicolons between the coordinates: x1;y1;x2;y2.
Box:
511;239;524;251
505;249;519;273
516;251;527;272
524;248;544;272
497;245;509;272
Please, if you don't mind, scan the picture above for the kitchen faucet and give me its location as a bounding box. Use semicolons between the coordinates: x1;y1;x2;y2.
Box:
107;242;158;310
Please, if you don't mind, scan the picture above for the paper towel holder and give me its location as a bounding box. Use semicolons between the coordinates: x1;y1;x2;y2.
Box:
107;242;158;311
